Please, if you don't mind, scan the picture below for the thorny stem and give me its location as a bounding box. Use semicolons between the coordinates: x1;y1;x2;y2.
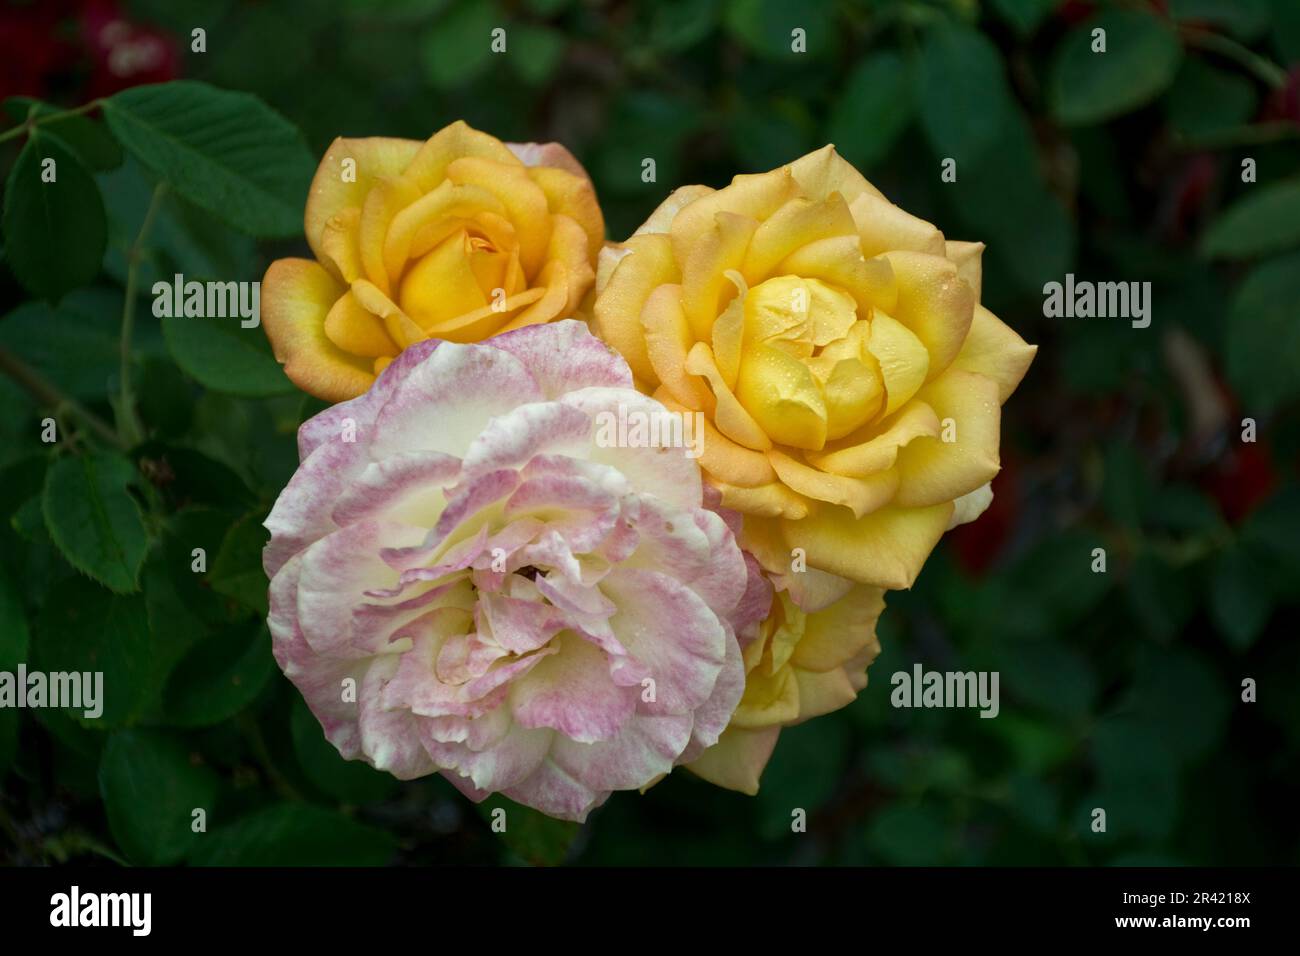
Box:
117;182;168;447
1181;26;1290;89
0;99;105;146
0;346;124;449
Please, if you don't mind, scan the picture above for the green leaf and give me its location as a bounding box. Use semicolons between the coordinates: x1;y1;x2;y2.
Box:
1170;0;1271;40
99;730;219;864
650;0;720;52
1050;10;1182;126
1201;180;1300;260
42;453;150;594
827;52;912;171
31;577;157;727
162;621;275;728
0;564;28;776
866;802;949;864
510;25;566;86
724;0;834;60
163;310;294;398
291;695;398;804
988;0;1058;36
0;288;126;402
917;22;1013;164
1209;545;1273;650
1090;716;1180;839
420;0;501;90
1128;647;1228;764
476;796;582;865
951;106;1074;293
99;157;257;290
2;132;108;301
754;717;846;837
209;511;270;616
188;803;398;866
2;98;123;171
1166;59;1256;143
1225;251;1300;413
101;81;314;238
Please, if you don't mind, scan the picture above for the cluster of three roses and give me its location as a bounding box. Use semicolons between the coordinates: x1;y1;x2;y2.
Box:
258;121;1035;821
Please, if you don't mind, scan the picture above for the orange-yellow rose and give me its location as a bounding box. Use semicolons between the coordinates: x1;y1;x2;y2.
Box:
688;583;885;794
592;145;1035;592
262;121;604;401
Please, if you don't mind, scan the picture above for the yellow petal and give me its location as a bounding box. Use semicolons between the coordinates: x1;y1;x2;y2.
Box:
784;500;954;589
428;287;545;343
351;278;425;349
399;230;488;329
319;207;363;284
591;233;677;386
687;342;773;450
821;356;883;440
893;369;1001;508
358;174;422;296
950;304;1037;402
681;211;758;340
734;342;826;450
789;144;883;205
262;259;375;402
383;180;504;281
642;284;710;409
685;726;781;795
671;166;799;265
791;666;859;721
402;120;521;193
324;290;399;358
882;250;974;381
634;184;714;237
501;260;570;331
713;480;809;519
742;194;858;284
791;584;885;671
849;192;946;258
304;136;420;263
777;236;897;315
446;156;552;278
732;664;800;729
768;449;898;518
945;240;984;300
656;389;776;487
546;213;597;313
712;293;745;390
867;310;929;417
527;165;605;261
808;401;941;477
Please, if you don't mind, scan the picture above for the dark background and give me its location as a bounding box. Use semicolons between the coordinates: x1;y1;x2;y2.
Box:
1;0;1298;866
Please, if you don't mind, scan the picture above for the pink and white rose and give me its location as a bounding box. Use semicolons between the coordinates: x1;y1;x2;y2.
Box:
265;320;769;821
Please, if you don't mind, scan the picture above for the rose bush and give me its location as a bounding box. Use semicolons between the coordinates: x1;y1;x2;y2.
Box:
261;121;604;401
264;320;769;821
592;146;1036;593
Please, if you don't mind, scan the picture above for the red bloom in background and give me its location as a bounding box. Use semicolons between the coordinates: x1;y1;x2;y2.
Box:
950;453;1021;577
0;0;177;103
80;0;178;98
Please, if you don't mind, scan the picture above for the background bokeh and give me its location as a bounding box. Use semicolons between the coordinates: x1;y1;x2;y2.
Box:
1;0;1298;866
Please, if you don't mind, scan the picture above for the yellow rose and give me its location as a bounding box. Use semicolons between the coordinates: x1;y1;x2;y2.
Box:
687;584;885;794
262;121;604;401
592;146;1035;590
